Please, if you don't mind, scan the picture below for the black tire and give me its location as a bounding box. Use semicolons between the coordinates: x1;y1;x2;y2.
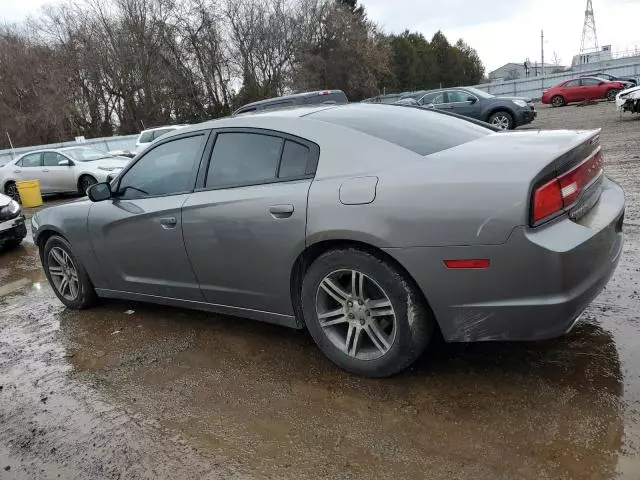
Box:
4;181;20;202
487;111;515;130
606;89;620;101
301;248;434;377
42;235;97;309
78;175;97;195
551;95;566;107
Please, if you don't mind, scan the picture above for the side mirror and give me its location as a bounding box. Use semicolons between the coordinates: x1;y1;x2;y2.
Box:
467;96;477;104
58;159;72;166
87;182;112;202
598;81;605;85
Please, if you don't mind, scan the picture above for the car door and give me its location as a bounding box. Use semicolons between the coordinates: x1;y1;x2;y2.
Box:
561;79;581;102
42;151;75;192
13;153;46;189
182;129;318;317
444;90;481;119
87;131;210;300
579;77;602;100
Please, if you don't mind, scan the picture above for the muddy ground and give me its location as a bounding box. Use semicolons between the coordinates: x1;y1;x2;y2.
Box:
1;102;639;479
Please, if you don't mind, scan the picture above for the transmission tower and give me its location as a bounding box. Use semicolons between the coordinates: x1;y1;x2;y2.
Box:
580;0;599;56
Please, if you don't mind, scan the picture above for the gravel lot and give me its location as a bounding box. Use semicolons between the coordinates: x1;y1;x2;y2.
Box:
1;102;639;479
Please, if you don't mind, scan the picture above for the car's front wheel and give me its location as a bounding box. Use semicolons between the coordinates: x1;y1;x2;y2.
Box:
488;111;514;130
78;175;97;195
42;235;97;309
551;95;566;107
301;248;434;377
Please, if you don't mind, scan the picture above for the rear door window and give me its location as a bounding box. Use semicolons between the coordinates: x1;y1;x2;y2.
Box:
206;133;283;188
309;104;491;156
278;141;310;178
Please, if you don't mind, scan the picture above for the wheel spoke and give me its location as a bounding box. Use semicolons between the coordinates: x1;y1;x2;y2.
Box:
320;278;350;304
59;277;69;296
348;327;363;356
69;279;78;298
318;307;344;320
50;248;65;266
365;321;391;354
350;271;365;300
49;266;64;278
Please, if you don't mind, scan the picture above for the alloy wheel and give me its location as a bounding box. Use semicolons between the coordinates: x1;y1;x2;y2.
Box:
48;247;80;301
552;96;564;107
315;269;396;360
491;115;511;130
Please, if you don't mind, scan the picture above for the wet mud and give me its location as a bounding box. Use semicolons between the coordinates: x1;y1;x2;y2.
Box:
1;103;639;479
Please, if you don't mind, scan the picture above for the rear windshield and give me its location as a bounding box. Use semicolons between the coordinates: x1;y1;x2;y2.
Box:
308;104;491;156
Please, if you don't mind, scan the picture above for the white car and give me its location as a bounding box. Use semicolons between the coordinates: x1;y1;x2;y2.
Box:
0;192;26;249
0;146;130;200
616;85;640;114
135;125;187;154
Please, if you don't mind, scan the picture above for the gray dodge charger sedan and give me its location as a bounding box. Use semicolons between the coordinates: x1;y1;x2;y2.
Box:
31;104;624;377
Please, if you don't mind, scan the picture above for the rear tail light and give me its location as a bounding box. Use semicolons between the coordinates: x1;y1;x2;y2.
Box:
532;147;603;224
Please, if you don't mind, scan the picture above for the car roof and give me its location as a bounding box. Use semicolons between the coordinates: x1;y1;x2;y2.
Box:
164;103;498;139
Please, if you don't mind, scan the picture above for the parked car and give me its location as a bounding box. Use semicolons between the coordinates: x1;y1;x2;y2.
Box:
233;90;348;116
616;85;640;114
31;104;624;377
582;72;637;88
0;192;26;249
0;146;130;200
541;77;626;107
401;87;536;130
135;125;188;154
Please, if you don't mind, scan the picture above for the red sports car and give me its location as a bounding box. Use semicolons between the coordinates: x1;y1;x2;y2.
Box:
541;76;626;107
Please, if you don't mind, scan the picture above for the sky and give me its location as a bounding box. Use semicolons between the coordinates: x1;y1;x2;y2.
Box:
2;0;640;73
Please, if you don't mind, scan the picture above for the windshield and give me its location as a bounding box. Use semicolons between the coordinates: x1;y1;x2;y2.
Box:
464;87;494;99
63;147;111;162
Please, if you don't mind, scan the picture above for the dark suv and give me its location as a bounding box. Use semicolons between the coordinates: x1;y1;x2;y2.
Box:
233;90;348;116
401;87;536;130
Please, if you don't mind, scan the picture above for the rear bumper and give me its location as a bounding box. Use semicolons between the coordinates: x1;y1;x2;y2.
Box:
385;177;624;342
0;215;27;245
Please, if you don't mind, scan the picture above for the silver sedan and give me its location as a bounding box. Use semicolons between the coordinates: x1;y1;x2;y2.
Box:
31;104;625;377
1;146;130;200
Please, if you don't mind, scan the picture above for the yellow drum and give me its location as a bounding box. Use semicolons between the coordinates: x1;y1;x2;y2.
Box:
15;180;43;208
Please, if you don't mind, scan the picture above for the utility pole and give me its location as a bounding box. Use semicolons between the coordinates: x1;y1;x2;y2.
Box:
541;30;545;77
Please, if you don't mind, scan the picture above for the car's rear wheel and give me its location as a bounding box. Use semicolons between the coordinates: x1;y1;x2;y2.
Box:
551;95;566;107
606;89;620;101
5;182;20;202
301;248;434;377
78;175;97;195
43;235;97;309
488;111;514;130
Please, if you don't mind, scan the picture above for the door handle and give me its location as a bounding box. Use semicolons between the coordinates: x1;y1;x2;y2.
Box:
42;169;50;172
14;170;21;173
159;216;178;229
269;204;294;219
